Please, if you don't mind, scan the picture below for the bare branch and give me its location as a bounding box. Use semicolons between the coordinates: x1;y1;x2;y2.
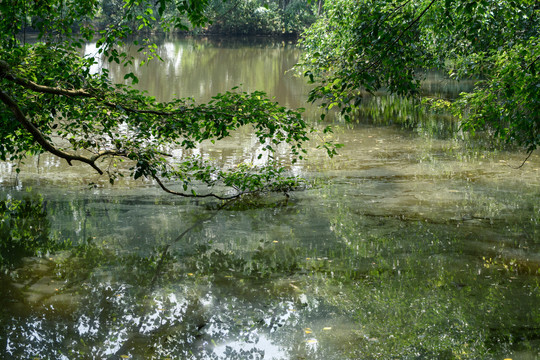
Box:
90;149;128;162
510;150;534;169
151;174;243;200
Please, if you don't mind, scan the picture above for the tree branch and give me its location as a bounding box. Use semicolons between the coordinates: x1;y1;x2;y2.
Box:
0;93;261;199
510;150;534;169
0;60;95;98
389;0;438;50
0;62;257;124
526;52;540;71
151;174;243;200
90;149;129;162
1;61;302;200
0;60;186;115
0;89;104;174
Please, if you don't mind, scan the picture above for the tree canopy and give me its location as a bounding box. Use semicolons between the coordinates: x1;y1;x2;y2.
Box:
299;0;540;155
0;0;313;199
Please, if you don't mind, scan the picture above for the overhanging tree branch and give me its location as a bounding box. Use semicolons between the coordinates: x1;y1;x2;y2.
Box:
389;0;438;50
0;60;96;98
0;60;187;116
365;0;439;73
0;89;106;174
0;61;279;127
1;47;308;199
0;88;297;200
0;90;252;198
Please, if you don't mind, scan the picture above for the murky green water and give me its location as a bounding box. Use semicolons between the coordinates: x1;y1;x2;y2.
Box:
1;36;539;359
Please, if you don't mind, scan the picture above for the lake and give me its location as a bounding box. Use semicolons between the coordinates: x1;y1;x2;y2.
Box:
1;36;539;359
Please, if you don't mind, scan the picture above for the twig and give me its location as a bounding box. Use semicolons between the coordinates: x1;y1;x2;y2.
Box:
149;198;236;288
152;174;247;200
526;53;540;71
0;61;95;98
510;150;534;169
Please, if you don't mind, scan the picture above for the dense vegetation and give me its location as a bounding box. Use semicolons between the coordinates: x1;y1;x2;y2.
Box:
299;0;540;156
10;0;317;36
200;0;317;35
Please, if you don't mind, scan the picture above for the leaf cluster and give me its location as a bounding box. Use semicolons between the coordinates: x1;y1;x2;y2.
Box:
456;39;540;153
299;0;540;153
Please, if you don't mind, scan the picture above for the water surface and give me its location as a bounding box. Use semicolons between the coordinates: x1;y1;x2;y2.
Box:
1;36;539;360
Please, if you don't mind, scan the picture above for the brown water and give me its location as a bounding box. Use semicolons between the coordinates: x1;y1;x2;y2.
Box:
0;36;539;360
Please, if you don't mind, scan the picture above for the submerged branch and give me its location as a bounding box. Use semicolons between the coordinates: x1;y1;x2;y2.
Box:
149;197;237;288
122;197;237;360
152;174;242;200
510;150;535;169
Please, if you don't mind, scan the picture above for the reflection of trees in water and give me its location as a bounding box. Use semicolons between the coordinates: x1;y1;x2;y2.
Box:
0;193;68;269
2;181;539;358
320;182;540;358
0;195;347;359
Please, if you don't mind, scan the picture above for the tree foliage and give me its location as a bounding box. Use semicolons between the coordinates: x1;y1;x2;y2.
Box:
203;0;316;35
0;0;312;199
90;0;315;35
299;0;540;153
